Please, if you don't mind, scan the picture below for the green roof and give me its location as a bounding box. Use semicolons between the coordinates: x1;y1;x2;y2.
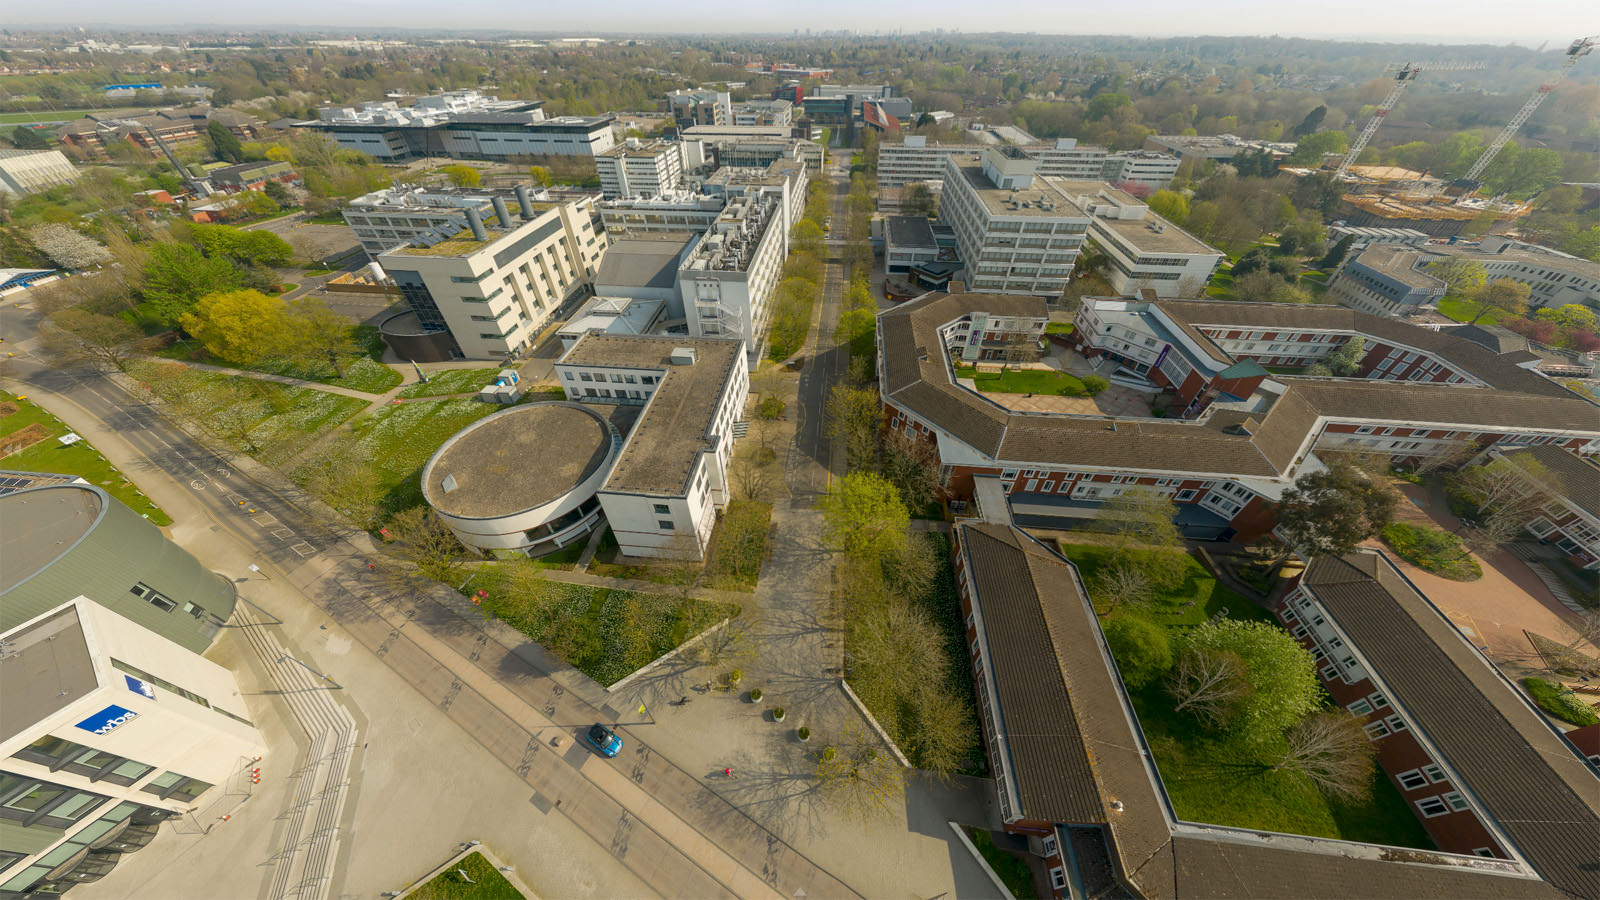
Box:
1217;359;1268;380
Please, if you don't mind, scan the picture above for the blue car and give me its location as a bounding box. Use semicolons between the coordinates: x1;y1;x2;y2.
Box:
582;723;623;758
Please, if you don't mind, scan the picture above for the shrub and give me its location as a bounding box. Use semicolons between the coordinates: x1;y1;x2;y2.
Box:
1102;613;1173;689
1381;522;1482;581
773;706;786;721
821;746;837;761
727;668;742;685
797;726;811;740
758;395;785;420
1522;677;1599;726
1082;374;1110;396
749;687;762;701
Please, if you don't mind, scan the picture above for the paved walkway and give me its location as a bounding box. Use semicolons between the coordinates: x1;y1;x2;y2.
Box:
134;356;388;400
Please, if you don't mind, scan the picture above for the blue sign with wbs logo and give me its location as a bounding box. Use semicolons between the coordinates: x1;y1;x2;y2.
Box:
75;705;140;736
124;674;157;700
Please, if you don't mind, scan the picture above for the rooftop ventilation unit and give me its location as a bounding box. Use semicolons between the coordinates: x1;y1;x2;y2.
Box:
670;347;698;366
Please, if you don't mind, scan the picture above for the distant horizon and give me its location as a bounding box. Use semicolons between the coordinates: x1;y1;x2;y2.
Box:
0;0;1584;50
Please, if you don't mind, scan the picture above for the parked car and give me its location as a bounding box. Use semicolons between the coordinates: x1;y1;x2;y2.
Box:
582;723;623;758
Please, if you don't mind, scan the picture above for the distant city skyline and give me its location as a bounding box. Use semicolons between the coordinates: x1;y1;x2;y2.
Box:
5;0;1583;47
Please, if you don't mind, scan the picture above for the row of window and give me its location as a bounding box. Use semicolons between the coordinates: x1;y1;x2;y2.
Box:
111;659;253;727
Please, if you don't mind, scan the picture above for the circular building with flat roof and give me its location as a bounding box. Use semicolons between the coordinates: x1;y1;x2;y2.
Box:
421;401;620;557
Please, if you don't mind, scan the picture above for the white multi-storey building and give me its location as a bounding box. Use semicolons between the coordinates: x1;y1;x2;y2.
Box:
597;193;725;234
678;191;787;360
938;148;1090;296
667;89;731;128
731;99;793;127
1068;183;1223;298
1328;246;1448;317
556;336;749;559
596;138;690;199
1099;151;1182;190
0;598;262;896
299;91;615;160
377;194;606;360
1423;237;1600;310
343;184;550;257
880;137;1178;191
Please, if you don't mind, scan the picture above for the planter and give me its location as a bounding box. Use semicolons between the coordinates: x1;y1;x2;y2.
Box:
748;687;763;702
727;669;742;686
771;707;786;722
796;726;811;742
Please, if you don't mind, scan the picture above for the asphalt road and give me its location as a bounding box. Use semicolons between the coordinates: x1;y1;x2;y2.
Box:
0;299;860;900
790;175;853;502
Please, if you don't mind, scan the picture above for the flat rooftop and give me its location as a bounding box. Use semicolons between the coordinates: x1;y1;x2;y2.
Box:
886;215;938;250
950;160;1088;220
559;335;743;497
1352;245;1444;289
1092;208;1218;255
594;232;697;290
0;604;98;744
0;484;104;595
421;403;618;519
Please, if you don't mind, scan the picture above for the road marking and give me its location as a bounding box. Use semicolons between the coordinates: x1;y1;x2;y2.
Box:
272;527;296;540
290;542;317;557
191;479;206;490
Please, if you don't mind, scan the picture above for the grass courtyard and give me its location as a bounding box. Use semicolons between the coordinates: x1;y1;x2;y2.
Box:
1435;296;1506;325
954;364;1091;397
407;852;523;900
396;368;504;398
0;391;172;525
1065;542;1435;849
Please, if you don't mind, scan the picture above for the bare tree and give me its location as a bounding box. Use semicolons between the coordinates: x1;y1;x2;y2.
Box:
1167;646;1253;729
732;448;778;501
1092;564;1153;615
38;308;151;372
293;444;381;528
1000;331;1041;368
1450;455;1555;528
1412;440;1481;477
814;724;906;821
880;427;940;514
385;506;468;581
1270;711;1376;801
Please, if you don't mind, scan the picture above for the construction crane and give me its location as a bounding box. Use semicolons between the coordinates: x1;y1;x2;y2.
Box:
1334;61;1483;180
1459;36;1596;186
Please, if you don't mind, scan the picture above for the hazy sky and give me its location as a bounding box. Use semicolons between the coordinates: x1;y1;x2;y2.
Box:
12;0;1587;46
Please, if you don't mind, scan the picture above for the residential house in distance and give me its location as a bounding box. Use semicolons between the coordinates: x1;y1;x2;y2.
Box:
1328;245;1448;317
299;91;615;160
205;160;295;194
375;193;606;360
666;89;731;129
555;335;749;559
0;149;79;195
938;147;1090;296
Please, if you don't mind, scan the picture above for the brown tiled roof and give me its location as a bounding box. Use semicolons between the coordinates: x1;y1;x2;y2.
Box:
1302;552;1600;899
956;526;1576;899
1502;445;1600;519
881;294;1598;482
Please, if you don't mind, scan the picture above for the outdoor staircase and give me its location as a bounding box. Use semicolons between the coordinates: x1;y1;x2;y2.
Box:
1509;544;1589;614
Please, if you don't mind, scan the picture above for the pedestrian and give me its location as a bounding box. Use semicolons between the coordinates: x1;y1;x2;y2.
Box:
723;767;732;778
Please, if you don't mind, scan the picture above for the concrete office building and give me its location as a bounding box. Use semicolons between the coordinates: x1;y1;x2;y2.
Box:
299;91;615;160
881;138;1178;191
678;129;824;175
1099;150;1182;189
593;231;699;309
421;402;622;557
1144;132;1297;164
667;90;731;129
678;191;787;358
595;138;693;199
701;156;808;230
885;216;942;274
1070;183;1223;298
597;193;725;235
556;336;748;559
0;149;79;195
938;148;1090;296
1329;246;1449;317
556;296;668;349
343;184;551;257
1;484;236;654
377;194;606;360
1423;237;1600;309
878;136;977;187
731;99;793;127
0;599;262;897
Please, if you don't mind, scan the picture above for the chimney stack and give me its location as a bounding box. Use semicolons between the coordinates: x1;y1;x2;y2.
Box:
515;184;536;219
491;196;513;227
465;207;489;242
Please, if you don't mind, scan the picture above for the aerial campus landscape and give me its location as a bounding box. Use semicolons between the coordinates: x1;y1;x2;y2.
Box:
0;7;1597;900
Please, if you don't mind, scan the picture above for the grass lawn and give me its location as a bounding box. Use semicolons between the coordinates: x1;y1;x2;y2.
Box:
1436;296;1503;325
1381;522;1482;581
954;364;1088;397
407;852;523;900
0;107;147;125
1058;543;1273;626
1044;321;1075;335
126;361;367;468
1263;365;1306;375
964;828;1035;899
329;397;501;517
398;368;503;399
1130;681;1436;848
470;566;738;686
0;391;172;525
1521;677;1600;726
157;326;402;394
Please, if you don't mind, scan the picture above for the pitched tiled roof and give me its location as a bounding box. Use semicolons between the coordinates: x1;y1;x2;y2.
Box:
1502;444;1600;519
957;526;1577;899
1302;552;1600;899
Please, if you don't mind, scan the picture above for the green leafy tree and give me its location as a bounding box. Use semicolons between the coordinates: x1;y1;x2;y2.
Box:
820;472;910;563
1268;461;1397;573
10;125;50;150
39;308;149;372
441;164;482;188
1103;613;1172;689
192;223;294;267
384;506;466;582
1177;619;1320;742
1324;335;1366;375
1291;105;1328;138
1424;257;1488;298
207;120;243;163
179;289;297;363
1283;131;1349;167
1533;303;1598;333
528;165;552;187
1086;93;1132;121
1319;234;1356;269
142;243;243;326
1468;278;1531;324
286;297;361;376
1097;486;1188;589
902;183;937;218
1147;190;1189;224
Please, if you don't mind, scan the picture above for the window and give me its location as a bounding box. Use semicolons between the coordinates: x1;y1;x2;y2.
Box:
1416;796;1449;818
129;582;175;612
1443;791;1470;811
1369;692;1389;710
1396;769;1428;790
658;521;675;531
139;771;212;802
1363;720;1391;739
653;504;670;515
1472;848;1496;858
1049;868;1067;891
1175;489;1197;501
1384;714;1407;733
1041;835;1058;857
1422;764;1446;783
1348;698;1374;716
